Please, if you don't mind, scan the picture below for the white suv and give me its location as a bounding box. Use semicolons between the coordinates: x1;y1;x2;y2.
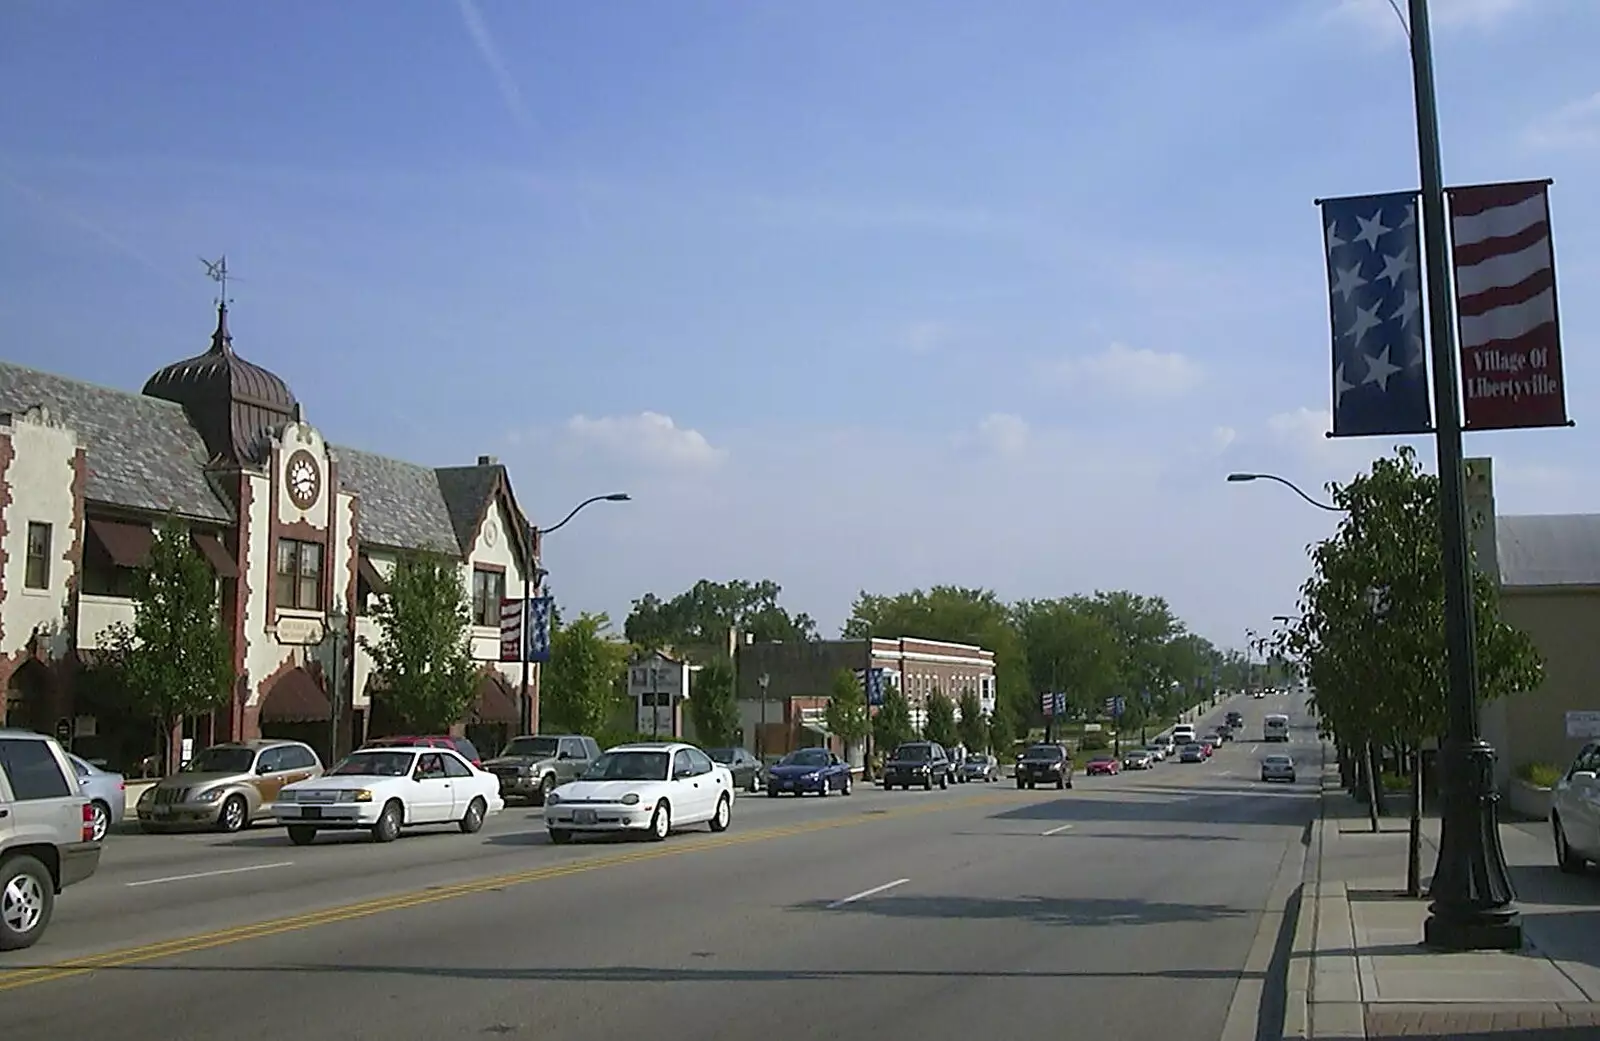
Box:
1;729;102;950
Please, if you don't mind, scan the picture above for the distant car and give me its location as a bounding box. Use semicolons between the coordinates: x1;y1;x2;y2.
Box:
960;753;1002;783
707;747;766;793
544;742;734;843
481;734;601;805
1122;750;1155;771
1178;743;1206;764
1260;754;1297;783
272;746;504;845
1146;739;1172;760
1015;744;1074;790
766;748;853;797
1212;726;1233;744
1226;711;1245;728
1085;755;1120;776
1200;737;1219;757
67;754;125;841
882;742;954;791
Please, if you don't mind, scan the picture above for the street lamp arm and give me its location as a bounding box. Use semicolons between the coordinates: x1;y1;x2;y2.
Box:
1226;472;1345;513
538;492;632;536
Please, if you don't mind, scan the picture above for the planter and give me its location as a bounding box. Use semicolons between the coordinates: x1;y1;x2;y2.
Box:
1505;778;1552;822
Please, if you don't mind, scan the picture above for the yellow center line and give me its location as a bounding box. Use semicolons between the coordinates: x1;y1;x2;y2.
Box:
0;790;1019;993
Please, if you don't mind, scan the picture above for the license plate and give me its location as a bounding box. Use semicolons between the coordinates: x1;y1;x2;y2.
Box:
303;807;322;819
573;809;597;824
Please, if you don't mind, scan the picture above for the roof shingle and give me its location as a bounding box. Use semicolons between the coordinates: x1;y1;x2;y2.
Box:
1497;514;1600;588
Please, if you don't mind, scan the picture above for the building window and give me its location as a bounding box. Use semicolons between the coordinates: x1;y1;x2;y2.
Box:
472;568;505;627
82;558;139;598
24;522;51;589
276;538;323;610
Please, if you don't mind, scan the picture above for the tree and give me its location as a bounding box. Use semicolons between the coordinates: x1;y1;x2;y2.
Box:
988;702;1014;755
624;579;817;654
1279;446;1543;893
689;655;741;747
101;520;235;771
824;668;870;759
542;611;631;736
1082;590;1187;712
957;687;987;752
873;684;916;753
1013;597;1121;719
924;687;958;746
360;552;478;733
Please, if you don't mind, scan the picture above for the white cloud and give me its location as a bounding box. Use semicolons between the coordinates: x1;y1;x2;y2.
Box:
1211;426;1238;453
564;412;727;469
974;413;1030;457
1525;92;1600;150
1047;342;1203;398
455;0;535;132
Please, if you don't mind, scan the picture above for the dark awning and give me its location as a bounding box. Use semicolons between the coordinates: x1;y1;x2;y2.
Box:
191;533;239;578
259;668;331;723
358;554;389;595
88;519;153;568
471;673;520;724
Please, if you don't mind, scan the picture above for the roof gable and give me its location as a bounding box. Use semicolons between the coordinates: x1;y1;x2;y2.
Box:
1497;513;1600;588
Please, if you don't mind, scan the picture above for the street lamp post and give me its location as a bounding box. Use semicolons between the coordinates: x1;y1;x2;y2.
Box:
757;673;770;759
324;608;348;765
1226;472;1345;513
518;493;631;736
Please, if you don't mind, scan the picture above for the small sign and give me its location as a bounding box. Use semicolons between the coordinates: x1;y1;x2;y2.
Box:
275;616;325;646
53;717;71;745
1566;711;1600;739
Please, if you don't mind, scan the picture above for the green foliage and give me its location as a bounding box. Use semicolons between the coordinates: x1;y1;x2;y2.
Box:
956;687;987;752
1517;761;1561;788
825;668;870;747
873;684;916;752
1078;729;1111;751
100;520;235;765
1013;597;1121;717
923;687;958;746
1278;446;1544;751
686;655;741;747
987;706;1013;755
624;579;817;654
542;611;631;737
359;552;478;733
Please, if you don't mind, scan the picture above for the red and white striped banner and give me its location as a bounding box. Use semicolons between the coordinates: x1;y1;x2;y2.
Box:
1446;179;1567;430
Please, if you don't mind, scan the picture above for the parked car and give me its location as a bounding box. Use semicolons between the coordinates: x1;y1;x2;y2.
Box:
544;742;734;843
272;746;504;845
960;753;1002;783
1122;750;1156;771
1;729;101;950
707;747;766;793
881;742;954;791
1260;753;1297;784
1015;744;1074;790
481;734;601;805
766;748;853;797
67;754;125;841
1552;742;1600;873
136;739;323;833
360;734;483;767
1085;755;1121;776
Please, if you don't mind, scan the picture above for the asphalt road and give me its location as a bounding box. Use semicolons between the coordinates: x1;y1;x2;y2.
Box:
0;696;1320;1041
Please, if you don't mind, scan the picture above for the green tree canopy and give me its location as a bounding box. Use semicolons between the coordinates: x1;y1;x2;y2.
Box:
956;687;987;752
359;552;478;733
873;684;916;752
542;611;631;737
825;668;870;751
624;579;817;654
1013;597;1121;718
688;655;741;747
923;687;958;746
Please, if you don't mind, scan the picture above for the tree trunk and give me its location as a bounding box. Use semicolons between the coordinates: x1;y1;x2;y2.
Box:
1365;741;1382;832
1406;745;1424;897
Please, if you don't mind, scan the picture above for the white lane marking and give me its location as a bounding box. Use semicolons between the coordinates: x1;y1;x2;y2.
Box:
126;861;295;888
1042;823;1075;836
827;878;910;908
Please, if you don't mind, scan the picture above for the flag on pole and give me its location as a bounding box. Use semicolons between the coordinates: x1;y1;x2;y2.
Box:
1319;190;1433;437
526;596;554;663
1446;179;1567;430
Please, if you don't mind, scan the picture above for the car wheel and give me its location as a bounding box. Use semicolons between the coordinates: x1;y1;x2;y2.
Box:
217;795;248;833
0;855;55;951
372;800;403;843
709;794;731;833
1016;778;1025;789
548;828;572;845
1065;775;1073;789
89;800;111;842
648;801;671;842
767;787;779;798
286;825;318;846
747;773;761;794
924;776;934;791
536;774;556;806
459;796;487;834
939;774;949;790
1554;815;1586;874
842;774;853;796
818;779;830;798
1057;775;1066;790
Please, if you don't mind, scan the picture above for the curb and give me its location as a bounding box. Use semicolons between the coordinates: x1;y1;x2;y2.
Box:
1283;740;1333;1040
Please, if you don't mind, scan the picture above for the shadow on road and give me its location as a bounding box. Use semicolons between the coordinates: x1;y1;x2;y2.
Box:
992;790;1312;828
947;831;1242;842
789;893;1249;928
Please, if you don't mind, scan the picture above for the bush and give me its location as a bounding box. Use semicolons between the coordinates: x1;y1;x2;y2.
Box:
1517;761;1562;788
1078;730;1110;751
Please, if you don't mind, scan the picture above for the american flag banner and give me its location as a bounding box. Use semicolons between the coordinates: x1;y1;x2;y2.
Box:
1446;179;1567;430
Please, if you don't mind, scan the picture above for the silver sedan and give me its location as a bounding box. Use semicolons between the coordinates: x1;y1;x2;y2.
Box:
68;754;126;840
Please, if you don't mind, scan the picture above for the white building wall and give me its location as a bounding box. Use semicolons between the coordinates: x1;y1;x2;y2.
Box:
465;497;527;686
0;409;80;661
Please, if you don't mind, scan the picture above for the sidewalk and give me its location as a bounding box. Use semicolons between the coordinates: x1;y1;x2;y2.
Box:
1284;749;1600;1039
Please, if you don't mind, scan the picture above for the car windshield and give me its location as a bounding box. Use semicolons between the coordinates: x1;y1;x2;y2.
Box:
1025;745;1065;760
1091;756;1115;763
1184;743;1204;752
501;737;560;758
780;749;831;767
182;747;257;774
706;748;736;764
892;745;931;761
966;754;988;764
1264;756;1293;765
583;751;670;782
330;751;415;777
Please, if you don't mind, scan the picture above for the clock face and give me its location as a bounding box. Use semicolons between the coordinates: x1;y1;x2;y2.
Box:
483;520;498;547
286;449;321;510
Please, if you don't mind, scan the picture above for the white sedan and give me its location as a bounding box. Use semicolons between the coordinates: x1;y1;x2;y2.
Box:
545;741;734;844
271;746;504;845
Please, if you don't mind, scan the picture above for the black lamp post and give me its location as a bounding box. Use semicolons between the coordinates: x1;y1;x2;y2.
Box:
1226;472;1345;513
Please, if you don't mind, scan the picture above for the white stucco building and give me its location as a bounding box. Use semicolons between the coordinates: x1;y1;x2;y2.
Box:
0;303;540;770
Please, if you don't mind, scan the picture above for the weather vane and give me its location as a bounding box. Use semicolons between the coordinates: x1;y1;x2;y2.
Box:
200;255;232;307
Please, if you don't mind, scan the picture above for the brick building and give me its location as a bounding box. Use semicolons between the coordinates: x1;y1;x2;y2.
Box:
0;303;541;772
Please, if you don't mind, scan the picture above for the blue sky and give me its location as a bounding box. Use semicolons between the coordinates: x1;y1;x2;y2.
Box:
2;0;1597;650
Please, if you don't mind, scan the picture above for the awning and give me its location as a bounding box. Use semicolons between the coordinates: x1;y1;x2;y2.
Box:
357;554;389;595
471;674;520;724
259;668;331;723
89;519;153;568
191;533;239;578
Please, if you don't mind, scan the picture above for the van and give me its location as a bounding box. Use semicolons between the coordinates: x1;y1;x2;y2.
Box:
1171;725;1196;745
1264;714;1290;742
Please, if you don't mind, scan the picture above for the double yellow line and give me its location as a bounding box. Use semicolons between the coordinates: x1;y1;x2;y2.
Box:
0;789;1018;993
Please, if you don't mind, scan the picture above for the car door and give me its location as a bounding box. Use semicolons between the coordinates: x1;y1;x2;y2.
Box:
669;749;709;822
686;747;724;818
827;752;845;788
410;753;453;823
440;752;476;817
557;738;588;783
0;737;82;849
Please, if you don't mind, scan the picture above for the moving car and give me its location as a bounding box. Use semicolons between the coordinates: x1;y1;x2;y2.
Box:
1264;714;1290;742
272;746;504;845
1260;753;1297;783
1226;710;1245;729
1085;755;1120;776
766;748;853;797
1552;742;1600;873
707;747;766;793
67;754;125;842
544;742;734;843
137;739;322;833
482;734;601;805
960;753;1002;783
1178;742;1207;763
1146;738;1172;760
0;730;101;951
882;742;954;791
1122;750;1156;771
1015;744;1074;790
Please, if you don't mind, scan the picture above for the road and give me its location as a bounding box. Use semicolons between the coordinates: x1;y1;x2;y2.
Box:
0;696;1320;1041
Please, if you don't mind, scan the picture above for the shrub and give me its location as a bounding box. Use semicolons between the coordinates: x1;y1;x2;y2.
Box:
1516;761;1562;789
1078;730;1110;751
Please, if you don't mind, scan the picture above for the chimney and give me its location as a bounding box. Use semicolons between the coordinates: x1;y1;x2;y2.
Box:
477;455;498;466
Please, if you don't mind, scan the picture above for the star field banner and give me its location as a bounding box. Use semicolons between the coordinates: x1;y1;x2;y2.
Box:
526;596;554;664
1319;190;1434;438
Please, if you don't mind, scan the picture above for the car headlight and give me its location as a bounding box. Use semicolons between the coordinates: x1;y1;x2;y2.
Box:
621;793;640;806
344;789;373;803
804;772;820;781
546;792;561;806
195;788;223;803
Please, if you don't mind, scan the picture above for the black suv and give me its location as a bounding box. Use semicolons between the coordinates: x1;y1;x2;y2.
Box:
1016;743;1075;790
882;742;953;791
1226;711;1244;729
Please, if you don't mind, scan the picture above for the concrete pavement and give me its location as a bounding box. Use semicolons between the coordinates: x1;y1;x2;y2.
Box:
1;696;1316;1041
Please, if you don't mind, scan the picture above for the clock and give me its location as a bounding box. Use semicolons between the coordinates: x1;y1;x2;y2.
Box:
285;449;321;510
483;520;498;547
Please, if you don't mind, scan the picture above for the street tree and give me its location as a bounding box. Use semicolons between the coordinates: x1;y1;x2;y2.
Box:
542;611;631;737
824;668;871;761
624;579;817;653
988;701;1014;756
924;687;958;747
101;519;235;772
956;687;987;753
873;684;916;753
687;655;741;747
1013;597;1120;719
360;552;478;733
1082;590;1186;713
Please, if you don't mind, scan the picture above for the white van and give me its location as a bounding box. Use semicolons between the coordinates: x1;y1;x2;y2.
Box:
1264;714;1290;742
1171;725;1196;746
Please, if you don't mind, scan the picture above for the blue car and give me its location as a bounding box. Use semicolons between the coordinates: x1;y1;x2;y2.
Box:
765;748;853;797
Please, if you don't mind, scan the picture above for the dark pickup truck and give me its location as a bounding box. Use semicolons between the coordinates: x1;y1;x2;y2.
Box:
481;734;601;805
1015;743;1075;790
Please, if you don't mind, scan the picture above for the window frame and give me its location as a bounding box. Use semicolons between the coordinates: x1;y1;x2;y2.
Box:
470;567;506;628
24;521;52;590
275;537;324;611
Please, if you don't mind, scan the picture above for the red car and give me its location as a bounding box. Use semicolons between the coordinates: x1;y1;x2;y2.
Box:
360;734;484;767
1199;738;1218;758
1085;755;1121;776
